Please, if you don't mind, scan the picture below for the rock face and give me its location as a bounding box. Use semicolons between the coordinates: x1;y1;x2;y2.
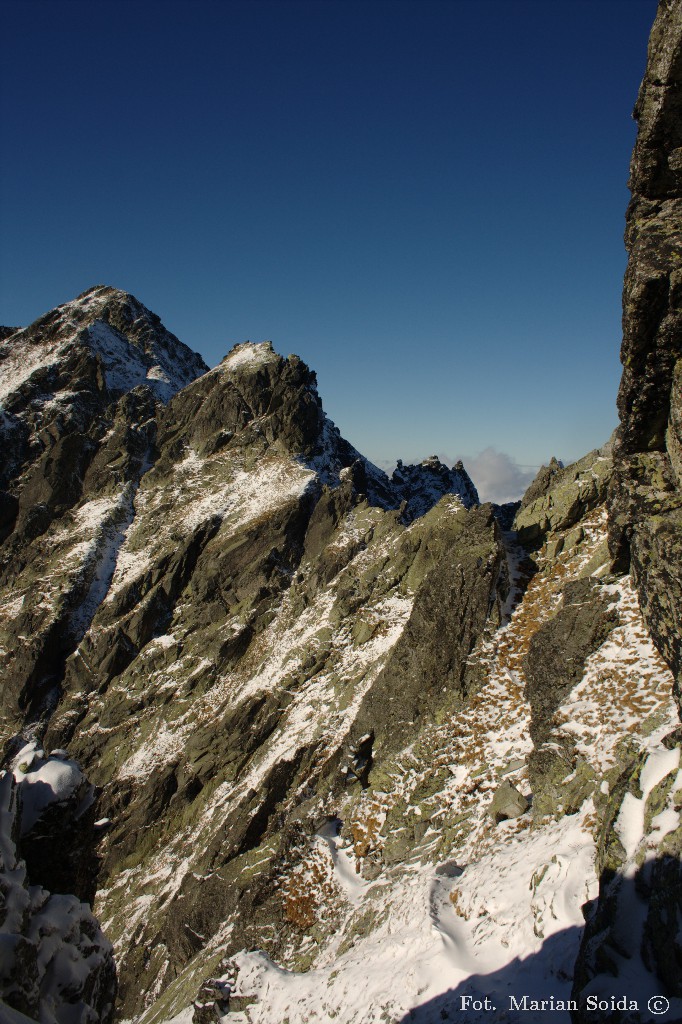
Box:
391;455;479;518
0;769;117;1024
514;441;613;552
0;286;208;743
352;502;505;753
609;0;682;711
571;5;682;1017
525;577;617;818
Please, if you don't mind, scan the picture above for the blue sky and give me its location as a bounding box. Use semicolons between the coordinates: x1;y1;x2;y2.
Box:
0;0;657;499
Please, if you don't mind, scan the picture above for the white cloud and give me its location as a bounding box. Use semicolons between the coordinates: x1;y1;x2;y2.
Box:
449;448;539;505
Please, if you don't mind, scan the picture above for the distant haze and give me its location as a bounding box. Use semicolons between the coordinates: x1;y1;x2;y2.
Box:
0;0;657;477
454;450;539;505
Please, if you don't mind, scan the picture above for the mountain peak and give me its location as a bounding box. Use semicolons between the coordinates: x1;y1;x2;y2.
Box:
220;340;278;372
73;283;129;302
0;287;208;407
201;341;479;516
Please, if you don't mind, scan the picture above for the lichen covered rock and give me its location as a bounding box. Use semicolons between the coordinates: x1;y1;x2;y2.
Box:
609;0;682;713
514;443;613;552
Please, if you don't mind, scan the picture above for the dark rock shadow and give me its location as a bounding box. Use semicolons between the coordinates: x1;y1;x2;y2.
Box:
397;869;682;1024
397;926;583;1024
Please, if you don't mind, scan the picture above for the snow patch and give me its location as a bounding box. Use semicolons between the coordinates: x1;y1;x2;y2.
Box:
87;321;176;402
11;742;88;834
221;341;277;371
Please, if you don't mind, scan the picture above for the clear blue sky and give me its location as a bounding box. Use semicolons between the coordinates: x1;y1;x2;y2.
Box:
0;0;658;499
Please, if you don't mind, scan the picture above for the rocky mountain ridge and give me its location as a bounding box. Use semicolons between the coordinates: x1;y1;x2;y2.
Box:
0;284;489;1023
1;283;679;1024
1;4;681;1023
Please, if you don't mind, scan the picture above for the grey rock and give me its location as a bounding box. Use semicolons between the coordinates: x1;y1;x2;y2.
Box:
392;455;479;519
518;456;564;510
608;0;682;713
489;782;529;823
514;445;613;550
525;578;617;748
193;979;231;1023
351;503;506;756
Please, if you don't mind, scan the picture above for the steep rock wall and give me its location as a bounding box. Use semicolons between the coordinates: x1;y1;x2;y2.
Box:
609;0;682;707
573;5;682;1017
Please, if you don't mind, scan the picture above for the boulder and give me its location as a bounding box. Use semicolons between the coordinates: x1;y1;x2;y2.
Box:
489;781;529;823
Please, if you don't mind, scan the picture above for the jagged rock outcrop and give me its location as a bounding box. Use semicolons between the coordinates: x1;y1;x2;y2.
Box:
391;455;479;518
0;768;116;1023
514;440;613;553
608;0;682;711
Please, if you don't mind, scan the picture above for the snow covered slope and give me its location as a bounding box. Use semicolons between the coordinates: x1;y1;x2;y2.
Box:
142;495;682;1024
